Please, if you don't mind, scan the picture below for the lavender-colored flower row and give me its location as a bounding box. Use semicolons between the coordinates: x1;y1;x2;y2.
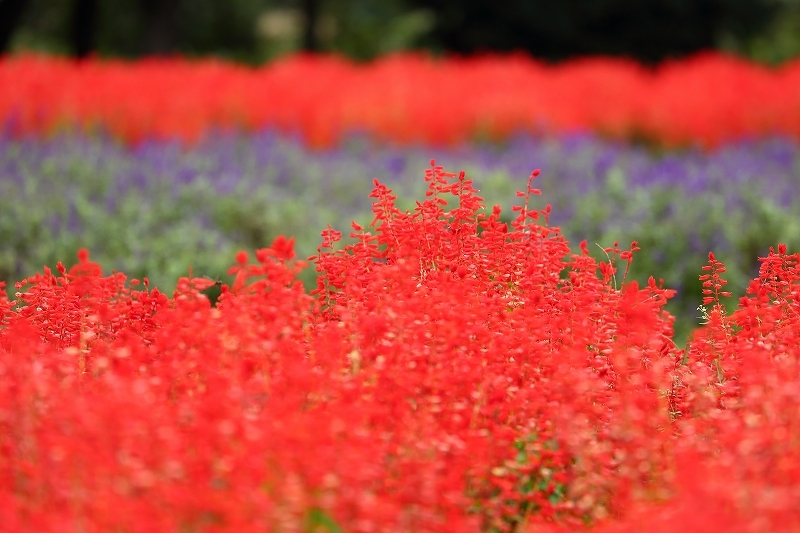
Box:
2;130;799;340
4;129;797;225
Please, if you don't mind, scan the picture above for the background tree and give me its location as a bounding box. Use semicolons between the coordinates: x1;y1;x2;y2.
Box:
1;0;798;64
0;0;30;54
408;0;780;63
71;0;96;58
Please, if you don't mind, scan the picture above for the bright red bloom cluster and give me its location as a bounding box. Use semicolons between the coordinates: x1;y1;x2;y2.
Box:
1;164;799;532
3;52;800;147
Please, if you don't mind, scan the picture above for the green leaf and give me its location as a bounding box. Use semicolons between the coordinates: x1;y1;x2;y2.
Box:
304;508;344;533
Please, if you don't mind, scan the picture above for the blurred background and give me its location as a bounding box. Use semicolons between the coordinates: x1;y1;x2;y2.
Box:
2;0;800;64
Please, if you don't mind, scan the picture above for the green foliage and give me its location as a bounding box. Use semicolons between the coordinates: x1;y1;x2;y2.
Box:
0;140;374;298
304;508;344;533
322;1;435;60
7;0;428;63
721;2;800;64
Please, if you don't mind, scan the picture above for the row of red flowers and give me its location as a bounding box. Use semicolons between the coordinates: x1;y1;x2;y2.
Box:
3;52;800;147
1;164;799;532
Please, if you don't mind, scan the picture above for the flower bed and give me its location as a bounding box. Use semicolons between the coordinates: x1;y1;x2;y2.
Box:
2;164;799;532
3;52;800;147
4;131;800;342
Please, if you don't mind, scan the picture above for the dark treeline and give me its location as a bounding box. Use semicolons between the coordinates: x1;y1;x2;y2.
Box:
411;0;777;63
1;0;798;64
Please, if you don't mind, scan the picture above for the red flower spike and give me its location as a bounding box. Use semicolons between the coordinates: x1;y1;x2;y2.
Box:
188;277;220;292
255;248;270;264
69;248;102;278
270;235;296;261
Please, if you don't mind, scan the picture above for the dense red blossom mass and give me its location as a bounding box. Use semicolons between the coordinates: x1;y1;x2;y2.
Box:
1;165;799;532
2;52;800;147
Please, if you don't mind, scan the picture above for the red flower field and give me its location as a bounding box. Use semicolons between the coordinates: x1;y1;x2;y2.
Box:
2;164;798;532
3;52;800;147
